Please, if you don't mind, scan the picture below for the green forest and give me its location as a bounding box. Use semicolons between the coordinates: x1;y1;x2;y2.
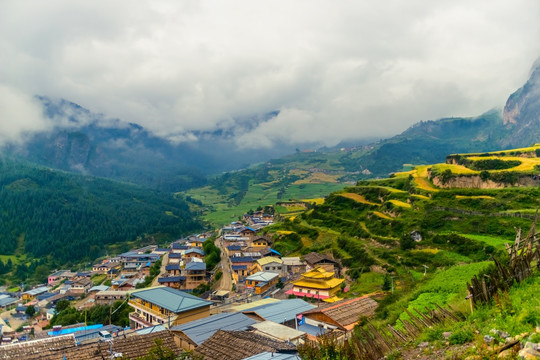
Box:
0;157;203;284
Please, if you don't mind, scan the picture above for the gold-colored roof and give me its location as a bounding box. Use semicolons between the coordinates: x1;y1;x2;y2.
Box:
301;266;335;279
257;257;283;266
293;277;344;289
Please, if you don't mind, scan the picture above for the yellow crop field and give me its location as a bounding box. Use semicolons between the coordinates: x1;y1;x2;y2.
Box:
276;230;294;235
430;163;478;175
466;156;540;172
412;194;430;200
388;199;412;208
301;198;325;205
413;248;439;254
453;143;540;156
373;211;392;220
340;193;380;206
289;169;309;176
293;172;339;184
412;166;440;192
455;195;494;200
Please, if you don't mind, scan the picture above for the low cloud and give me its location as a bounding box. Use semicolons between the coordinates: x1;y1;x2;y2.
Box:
1;0;540;148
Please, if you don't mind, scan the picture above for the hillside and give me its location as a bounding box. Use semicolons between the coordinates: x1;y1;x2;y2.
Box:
261;145;539;358
0;157;203;285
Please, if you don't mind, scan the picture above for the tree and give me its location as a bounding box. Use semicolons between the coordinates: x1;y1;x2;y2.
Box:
25;305;36;318
382;274;391;291
400;232;415;251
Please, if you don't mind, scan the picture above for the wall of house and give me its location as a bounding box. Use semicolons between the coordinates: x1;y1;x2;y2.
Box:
172;306;211;326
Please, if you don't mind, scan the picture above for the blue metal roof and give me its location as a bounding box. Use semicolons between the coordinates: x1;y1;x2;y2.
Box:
185;248;205;255
158;276;186;283
232;265;247;271
298;323;329;337
168;253;183;258
171;312;256;345
131;287;212;313
185;262;206;271
231;257;254;263
227;245;242;250
241;299;315;324
165;264;181;271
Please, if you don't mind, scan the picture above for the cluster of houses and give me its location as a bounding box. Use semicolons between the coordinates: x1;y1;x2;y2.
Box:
222;223;346;303
156;235;209;291
0;283;379;359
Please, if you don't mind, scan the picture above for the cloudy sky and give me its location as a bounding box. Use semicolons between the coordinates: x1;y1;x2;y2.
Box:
1;1;540;148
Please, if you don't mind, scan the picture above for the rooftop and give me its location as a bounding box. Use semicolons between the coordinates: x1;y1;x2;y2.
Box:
171;312;257;345
185;262;206;271
241;299;315;324
131;286;212;313
250;321;305;342
257;257;283;266
23;286;49;296
195;330;296;360
227;298;280;312
243;352;301;360
245;272;279;283
231;256;255;263
302;295;378;331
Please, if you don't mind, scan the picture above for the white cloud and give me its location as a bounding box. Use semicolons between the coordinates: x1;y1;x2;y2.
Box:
1;0;539;147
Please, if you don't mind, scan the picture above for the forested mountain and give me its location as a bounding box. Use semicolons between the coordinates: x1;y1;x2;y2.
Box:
0;157;202;282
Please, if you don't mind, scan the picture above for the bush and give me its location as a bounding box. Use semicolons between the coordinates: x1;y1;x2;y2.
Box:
448;328;474;345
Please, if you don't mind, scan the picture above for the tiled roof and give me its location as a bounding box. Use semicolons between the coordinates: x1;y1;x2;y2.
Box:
171;312;256;345
302;252;338;265
131;286;212;313
243;352;300;360
301;295;378;330
194;330;296;360
0;334;76;360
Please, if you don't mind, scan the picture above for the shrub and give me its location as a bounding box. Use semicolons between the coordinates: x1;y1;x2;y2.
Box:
448;328;474;345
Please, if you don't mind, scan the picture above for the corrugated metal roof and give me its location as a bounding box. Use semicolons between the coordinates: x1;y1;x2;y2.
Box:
231;257;254;263
257;257;283;266
250;321;305;341
171;312;256;345
245;272;278;283
131;287;212;313
241;299;315;324
228;298;280;312
185;262;206;271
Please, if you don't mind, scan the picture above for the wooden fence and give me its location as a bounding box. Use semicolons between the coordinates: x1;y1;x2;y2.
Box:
467;215;539;307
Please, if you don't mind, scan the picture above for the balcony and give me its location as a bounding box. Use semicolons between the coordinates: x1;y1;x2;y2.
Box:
129;300;170;320
129;313;154;328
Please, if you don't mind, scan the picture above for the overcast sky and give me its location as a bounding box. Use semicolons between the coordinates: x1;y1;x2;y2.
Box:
1;1;540;148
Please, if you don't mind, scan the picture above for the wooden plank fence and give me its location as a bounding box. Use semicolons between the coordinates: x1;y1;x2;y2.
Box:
467;213;539;308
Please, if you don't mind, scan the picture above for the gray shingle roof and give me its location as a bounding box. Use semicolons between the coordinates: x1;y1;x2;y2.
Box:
241;299;315;324
131;287;212;313
171;312;256;345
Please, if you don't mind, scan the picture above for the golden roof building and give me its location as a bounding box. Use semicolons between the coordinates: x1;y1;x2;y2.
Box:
285;266;344;302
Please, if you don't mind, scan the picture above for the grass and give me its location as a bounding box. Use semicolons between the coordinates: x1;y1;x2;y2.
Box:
455;233;513;249
345;272;386;297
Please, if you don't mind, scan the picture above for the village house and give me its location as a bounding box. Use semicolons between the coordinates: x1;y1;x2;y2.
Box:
94;290;128;305
22;286;49;301
231;256;256;278
0;294;18;309
187;238;205;248
167;252;183;264
285;267;344;302
281;257;307;275
158;276;186;290
245;272;279;295
252;257;283;275
239;299;315;328
70;278;92;295
171;242;189;253
299;295;378;332
226;245;243;257
232;264;249;283
47;270;76;285
194;330;297;360
303;252;342;276
171;312;257;351
92;262;121;274
185;261;206;290
165;263;182;276
251;236;271;248
152;248;170;256
240;227;257;242
129;286;212;329
183;248;205;260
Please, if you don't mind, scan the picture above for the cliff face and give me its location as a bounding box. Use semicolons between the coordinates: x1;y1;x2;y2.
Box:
431;174;540;189
502;61;540;148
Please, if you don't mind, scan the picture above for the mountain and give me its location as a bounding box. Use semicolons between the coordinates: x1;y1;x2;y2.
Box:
2;98;315;192
502;59;540;148
0;156;203;283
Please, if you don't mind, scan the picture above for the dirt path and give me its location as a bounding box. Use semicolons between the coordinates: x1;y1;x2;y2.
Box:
151;253;169;287
214;236;232;292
